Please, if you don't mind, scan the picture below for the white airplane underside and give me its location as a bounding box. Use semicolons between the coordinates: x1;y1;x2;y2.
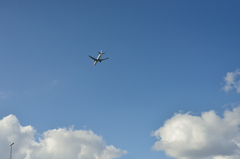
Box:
89;52;109;65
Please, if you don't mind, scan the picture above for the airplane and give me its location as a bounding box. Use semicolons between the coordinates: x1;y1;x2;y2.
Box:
89;51;109;65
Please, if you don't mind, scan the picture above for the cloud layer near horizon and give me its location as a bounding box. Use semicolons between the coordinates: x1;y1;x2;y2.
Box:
223;69;240;93
0;114;127;159
152;107;240;159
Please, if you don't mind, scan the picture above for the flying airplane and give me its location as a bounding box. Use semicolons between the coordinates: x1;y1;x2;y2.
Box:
89;51;109;65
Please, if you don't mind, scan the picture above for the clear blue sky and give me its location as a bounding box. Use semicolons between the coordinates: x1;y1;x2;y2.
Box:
0;1;240;159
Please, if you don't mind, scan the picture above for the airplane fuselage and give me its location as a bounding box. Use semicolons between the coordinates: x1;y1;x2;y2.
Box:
89;51;108;65
94;54;103;65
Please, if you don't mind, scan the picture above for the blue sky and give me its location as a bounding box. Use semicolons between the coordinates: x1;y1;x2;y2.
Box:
0;1;240;159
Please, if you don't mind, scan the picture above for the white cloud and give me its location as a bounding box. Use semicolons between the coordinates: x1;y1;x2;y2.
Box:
222;69;240;93
152;107;240;159
0;115;127;159
52;80;58;86
0;91;10;99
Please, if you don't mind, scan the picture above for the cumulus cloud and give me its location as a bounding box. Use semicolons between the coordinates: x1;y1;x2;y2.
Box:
222;69;240;93
152;107;240;159
0;115;127;159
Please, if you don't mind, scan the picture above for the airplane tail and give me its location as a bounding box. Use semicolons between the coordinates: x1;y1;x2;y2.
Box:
98;52;105;54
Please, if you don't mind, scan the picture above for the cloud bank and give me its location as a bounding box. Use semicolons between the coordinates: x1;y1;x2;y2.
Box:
0;115;127;159
152;107;240;159
222;69;240;93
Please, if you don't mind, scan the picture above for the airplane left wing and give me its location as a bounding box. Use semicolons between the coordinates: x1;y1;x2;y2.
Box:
89;55;97;61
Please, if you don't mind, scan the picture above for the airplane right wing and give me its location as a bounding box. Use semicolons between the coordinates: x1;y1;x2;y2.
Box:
100;57;109;61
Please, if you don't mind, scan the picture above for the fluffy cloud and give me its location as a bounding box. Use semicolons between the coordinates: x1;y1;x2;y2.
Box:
222;69;240;93
152;107;240;159
0;114;127;159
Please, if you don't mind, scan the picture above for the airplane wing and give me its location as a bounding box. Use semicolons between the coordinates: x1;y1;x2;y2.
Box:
100;57;109;61
89;55;97;61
